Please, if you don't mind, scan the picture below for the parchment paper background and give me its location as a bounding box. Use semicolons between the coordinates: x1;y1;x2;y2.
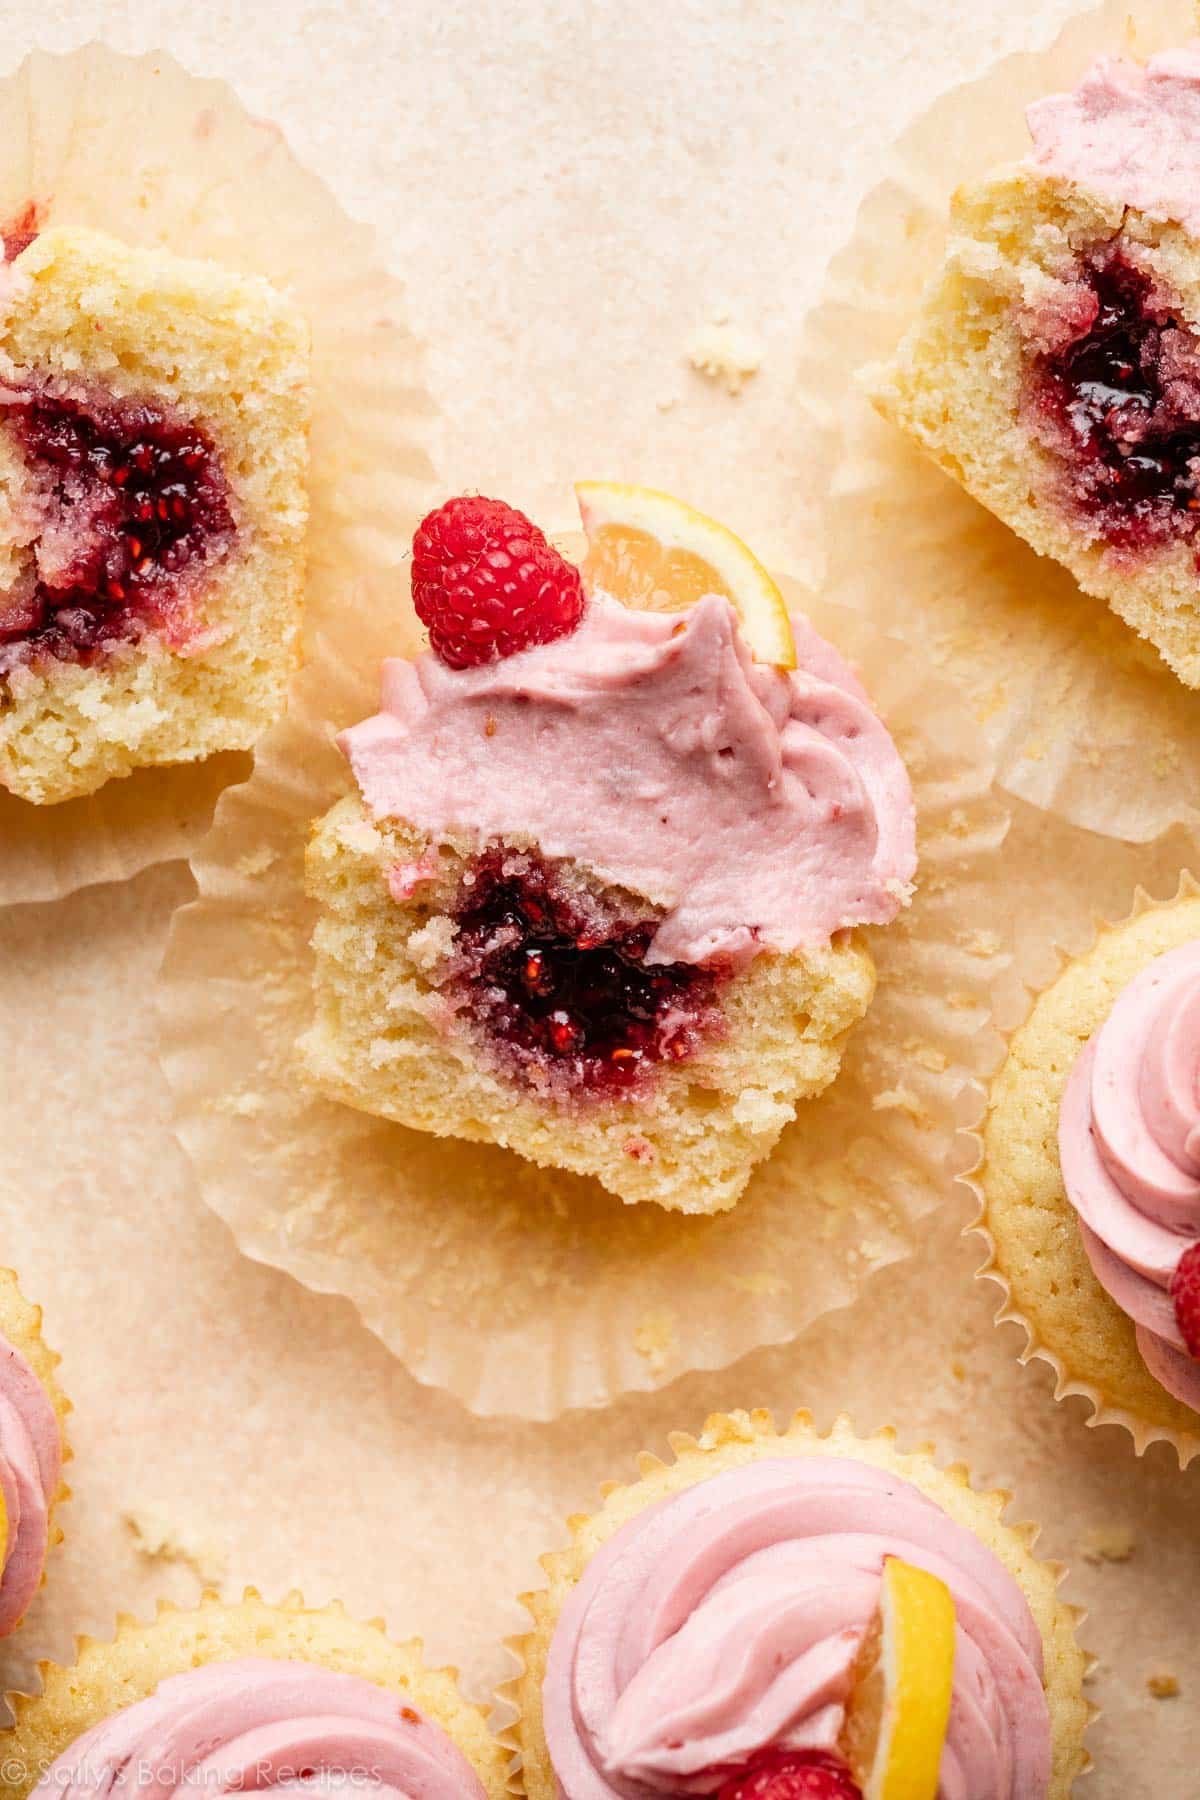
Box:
0;1;1194;1792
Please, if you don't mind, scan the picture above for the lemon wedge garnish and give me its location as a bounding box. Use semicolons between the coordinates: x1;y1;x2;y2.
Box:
574;481;796;668
840;1557;956;1800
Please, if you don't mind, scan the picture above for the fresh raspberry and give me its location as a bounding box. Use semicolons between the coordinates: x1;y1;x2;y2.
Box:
1170;1242;1200;1358
717;1751;862;1800
411;495;585;669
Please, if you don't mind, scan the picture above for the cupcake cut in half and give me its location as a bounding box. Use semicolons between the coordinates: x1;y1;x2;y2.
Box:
0;1590;509;1800
300;486;916;1213
0;224;310;804
981;892;1200;1459
872;42;1200;688
512;1409;1089;1800
0;1268;68;1639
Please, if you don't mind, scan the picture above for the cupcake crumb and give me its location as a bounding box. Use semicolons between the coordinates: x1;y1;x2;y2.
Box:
1147;1671;1180;1699
686;322;763;396
125;1507;227;1585
236;846;278;878
872;1084;924;1118
1080;1523;1136;1564
632;1309;676;1374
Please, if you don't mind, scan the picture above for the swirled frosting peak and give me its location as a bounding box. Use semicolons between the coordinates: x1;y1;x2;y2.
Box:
1059;939;1200;1408
541;1457;1051;1800
341;594;916;969
0;1330;60;1636
31;1658;487;1800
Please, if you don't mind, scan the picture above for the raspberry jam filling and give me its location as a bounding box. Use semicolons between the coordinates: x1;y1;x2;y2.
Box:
447;848;726;1098
1026;245;1200;551
0;386;234;674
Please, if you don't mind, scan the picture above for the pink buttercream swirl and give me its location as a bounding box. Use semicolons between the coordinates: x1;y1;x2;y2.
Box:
30;1657;487;1800
541;1458;1052;1800
1059;939;1200;1410
1027;44;1200;233
341;595;916;970
0;1329;60;1637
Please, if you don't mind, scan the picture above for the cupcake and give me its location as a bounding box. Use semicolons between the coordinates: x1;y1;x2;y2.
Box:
871;41;1200;687
980;891;1200;1458
0;1591;509;1800
0;1267;68;1637
0;224;310;804
513;1410;1088;1800
300;484;916;1213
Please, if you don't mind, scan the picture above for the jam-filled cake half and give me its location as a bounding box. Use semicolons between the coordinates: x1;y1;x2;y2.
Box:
872;44;1200;688
300;486;916;1214
0;225;309;803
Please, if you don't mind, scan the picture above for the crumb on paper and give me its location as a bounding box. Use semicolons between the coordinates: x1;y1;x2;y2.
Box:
213;1090;266;1120
686;321;763;396
1080;1523;1136;1565
125;1508;227;1585
904;1038;948;1073
872;1085;924;1119
959;928;1002;958
633;1309;677;1375
235;846;278;879
656;395;677;413
1147;1671;1180;1699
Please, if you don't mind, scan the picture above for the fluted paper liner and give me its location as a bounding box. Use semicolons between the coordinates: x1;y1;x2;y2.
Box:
502;1409;1092;1798
0;45;433;904
966;867;1200;1468
796;0;1200;847
0;1589;512;1800
158;549;1011;1419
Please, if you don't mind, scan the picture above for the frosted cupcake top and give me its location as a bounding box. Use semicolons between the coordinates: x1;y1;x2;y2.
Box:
0;1329;60;1637
1059;938;1200;1409
341;594;916;971
540;1457;1051;1800
1027;44;1200;232
30;1658;486;1800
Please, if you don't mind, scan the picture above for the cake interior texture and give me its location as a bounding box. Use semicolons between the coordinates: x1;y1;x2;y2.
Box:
872;169;1200;686
299;794;877;1213
0;226;310;804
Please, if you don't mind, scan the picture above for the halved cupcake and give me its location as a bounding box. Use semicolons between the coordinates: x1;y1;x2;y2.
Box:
0;224;309;803
512;1409;1089;1800
299;486;916;1212
0;1590;509;1800
872;43;1200;686
0;1267;68;1637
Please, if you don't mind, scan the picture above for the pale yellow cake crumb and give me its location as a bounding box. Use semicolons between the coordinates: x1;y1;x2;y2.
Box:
513;1410;1089;1800
1147;1671;1180;1699
299;793;877;1214
124;1507;227;1585
1079;1523;1136;1565
686;321;763;395
0;227;309;804
871;168;1200;687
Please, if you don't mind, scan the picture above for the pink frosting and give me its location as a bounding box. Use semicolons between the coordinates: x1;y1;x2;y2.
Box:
341;595;916;969
30;1657;487;1800
0;1329;60;1637
1059;939;1200;1411
1027;44;1200;233
541;1458;1051;1800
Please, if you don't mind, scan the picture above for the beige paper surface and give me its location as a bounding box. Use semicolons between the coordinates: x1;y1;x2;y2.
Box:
0;45;432;903
0;7;1195;1795
158;565;1007;1418
798;0;1200;846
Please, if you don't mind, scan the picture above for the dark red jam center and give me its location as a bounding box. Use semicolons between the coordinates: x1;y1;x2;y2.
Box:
447;848;726;1098
1027;246;1200;551
0;388;233;672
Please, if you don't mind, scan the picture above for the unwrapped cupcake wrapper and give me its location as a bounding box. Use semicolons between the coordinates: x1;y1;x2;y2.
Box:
964;865;1200;1468
158;549;1012;1420
0;45;434;905
498;1408;1093;1795
0;1589;513;1800
795;0;1200;848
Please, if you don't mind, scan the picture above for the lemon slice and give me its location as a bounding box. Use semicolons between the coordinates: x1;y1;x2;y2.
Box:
575;481;796;668
840;1557;956;1800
